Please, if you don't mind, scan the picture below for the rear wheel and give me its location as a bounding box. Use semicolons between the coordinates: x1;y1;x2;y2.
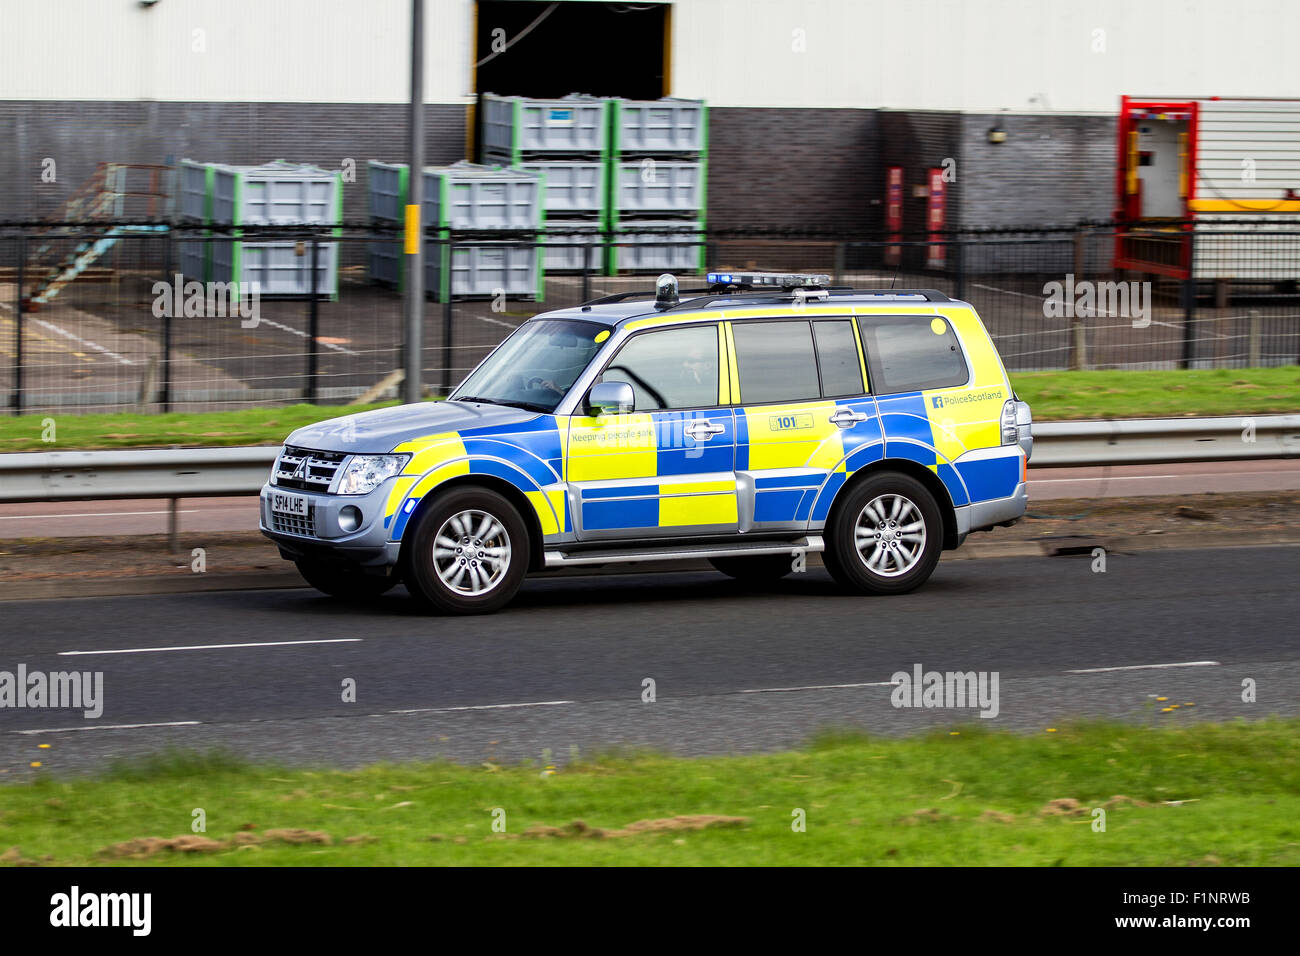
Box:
822;472;943;595
708;553;795;582
294;559;397;600
403;487;529;615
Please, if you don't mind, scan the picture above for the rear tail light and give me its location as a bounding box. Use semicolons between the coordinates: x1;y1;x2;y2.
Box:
1000;400;1018;445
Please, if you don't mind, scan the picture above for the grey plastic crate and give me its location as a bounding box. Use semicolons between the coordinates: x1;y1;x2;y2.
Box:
541;222;604;272
610;221;704;274
211;238;338;297
368;161;407;222
210;160;340;225
614;98;707;155
480;93;610;160
178;160;211;221
368;238;401;288
429;241;540;301
483;153;604;217
612;160;705;216
427;161;542;231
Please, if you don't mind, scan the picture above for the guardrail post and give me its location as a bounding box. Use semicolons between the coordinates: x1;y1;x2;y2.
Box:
306;234;320;403
168;497;179;554
1248;309;1261;367
833;242;845;286
1069;228;1089;370
13;233;25;416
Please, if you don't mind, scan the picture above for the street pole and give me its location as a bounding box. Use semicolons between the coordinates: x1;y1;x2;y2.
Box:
403;0;425;404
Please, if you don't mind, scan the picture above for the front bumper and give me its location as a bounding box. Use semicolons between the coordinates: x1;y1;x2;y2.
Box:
259;479;404;570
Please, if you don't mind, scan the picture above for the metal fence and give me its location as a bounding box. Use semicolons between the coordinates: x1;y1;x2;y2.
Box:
1;220;1297;416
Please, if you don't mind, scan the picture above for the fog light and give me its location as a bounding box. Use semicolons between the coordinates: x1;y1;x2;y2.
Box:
339;506;362;533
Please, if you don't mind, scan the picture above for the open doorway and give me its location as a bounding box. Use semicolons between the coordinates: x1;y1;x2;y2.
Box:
474;1;668;100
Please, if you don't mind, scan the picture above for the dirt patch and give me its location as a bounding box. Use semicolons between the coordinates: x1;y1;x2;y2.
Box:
99;828;335;858
516;814;749;840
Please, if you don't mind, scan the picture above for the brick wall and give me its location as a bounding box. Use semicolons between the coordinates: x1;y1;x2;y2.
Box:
0;101;468;222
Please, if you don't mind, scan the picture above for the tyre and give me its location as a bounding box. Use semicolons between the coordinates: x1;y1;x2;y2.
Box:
708;553;795;582
821;472;943;595
295;559;397;600
402;486;529;614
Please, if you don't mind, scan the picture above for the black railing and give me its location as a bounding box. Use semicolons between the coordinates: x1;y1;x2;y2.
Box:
1;220;1297;415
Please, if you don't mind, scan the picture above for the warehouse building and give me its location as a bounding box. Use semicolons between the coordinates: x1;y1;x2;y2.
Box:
3;0;1299;233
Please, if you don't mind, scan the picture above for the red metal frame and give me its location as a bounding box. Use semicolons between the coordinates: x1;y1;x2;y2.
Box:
1114;95;1199;279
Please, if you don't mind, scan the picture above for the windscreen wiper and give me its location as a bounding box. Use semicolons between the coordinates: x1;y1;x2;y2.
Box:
454;396;551;414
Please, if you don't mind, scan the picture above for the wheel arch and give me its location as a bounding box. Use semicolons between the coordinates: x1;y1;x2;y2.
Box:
398;474;547;573
828;458;961;551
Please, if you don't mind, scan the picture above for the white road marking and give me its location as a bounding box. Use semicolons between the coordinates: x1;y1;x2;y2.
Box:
58;638;362;656
255;316;360;355
28;317;136;365
14;721;202;735
0;509;198;520
740;681;898;694
1065;661;1221;674
388;699;574;714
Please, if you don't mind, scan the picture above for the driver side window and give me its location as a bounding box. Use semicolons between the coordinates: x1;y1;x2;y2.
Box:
600;324;719;411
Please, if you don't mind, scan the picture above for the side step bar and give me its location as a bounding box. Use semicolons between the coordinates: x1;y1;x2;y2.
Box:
544;536;824;569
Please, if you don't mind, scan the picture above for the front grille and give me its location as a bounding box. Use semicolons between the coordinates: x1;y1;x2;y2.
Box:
271;503;316;537
274;446;347;491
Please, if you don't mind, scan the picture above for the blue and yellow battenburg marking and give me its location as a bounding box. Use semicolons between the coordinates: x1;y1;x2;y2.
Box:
376;302;1022;544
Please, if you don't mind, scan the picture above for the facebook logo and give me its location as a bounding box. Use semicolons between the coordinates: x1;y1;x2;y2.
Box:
931;396;944;409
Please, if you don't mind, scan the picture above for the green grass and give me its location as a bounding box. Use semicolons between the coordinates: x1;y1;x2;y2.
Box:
0;402;401;452
2;720;1296;866
0;368;1295;451
1011;367;1300;421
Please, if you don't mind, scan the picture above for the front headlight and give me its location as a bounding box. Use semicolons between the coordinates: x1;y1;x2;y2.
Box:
337;454;409;496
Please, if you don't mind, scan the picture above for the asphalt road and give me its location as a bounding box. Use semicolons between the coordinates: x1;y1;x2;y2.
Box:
1;544;1296;777
2;458;1297;538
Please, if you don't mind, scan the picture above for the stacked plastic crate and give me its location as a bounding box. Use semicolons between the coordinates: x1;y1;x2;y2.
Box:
177;159;342;297
480;93;611;275
606;98;708;274
367;160;543;301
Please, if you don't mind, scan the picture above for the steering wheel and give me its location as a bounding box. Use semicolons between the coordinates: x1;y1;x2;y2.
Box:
526;375;564;399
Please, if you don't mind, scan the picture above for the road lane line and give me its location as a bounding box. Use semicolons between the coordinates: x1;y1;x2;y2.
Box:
388;700;574;714
1066;660;1221;674
59;638;362;656
740;681;898;694
14;721;202;735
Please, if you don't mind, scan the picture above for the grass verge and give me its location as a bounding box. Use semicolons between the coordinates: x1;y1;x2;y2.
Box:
1;720;1296;866
1011;367;1300;421
0;368;1295;451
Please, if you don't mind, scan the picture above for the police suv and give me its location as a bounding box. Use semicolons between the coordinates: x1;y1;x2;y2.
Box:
262;273;1033;614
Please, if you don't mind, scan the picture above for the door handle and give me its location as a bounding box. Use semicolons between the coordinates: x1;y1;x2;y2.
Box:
685;421;725;441
829;409;869;428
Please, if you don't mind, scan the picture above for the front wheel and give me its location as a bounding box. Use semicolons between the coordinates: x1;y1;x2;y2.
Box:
295;559;397;600
821;472;943;595
403;487;530;614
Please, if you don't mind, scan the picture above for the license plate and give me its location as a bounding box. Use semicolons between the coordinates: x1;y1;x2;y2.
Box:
271;491;309;516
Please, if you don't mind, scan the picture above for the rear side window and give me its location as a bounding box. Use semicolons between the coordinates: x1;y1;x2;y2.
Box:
731;321;821;405
858;316;968;394
812;320;865;397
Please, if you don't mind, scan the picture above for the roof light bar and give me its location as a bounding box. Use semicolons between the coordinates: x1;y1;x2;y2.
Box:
705;271;831;289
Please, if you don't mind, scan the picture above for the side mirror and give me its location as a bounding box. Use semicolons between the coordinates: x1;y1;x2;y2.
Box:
588;381;634;416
